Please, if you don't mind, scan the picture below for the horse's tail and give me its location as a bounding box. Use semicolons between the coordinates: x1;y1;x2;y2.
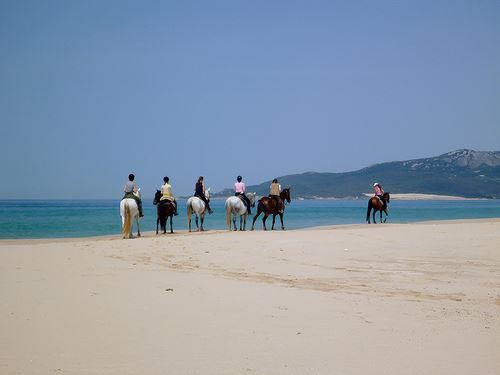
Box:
123;202;132;238
226;202;232;230
366;199;372;223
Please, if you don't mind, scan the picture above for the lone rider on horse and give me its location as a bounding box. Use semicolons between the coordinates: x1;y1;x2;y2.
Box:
373;182;387;209
269;178;284;214
123;173;143;217
160;176;179;215
195;176;213;214
234;175;252;215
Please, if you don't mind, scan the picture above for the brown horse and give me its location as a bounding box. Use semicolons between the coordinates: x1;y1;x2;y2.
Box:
251;188;291;231
366;192;390;224
153;190;175;234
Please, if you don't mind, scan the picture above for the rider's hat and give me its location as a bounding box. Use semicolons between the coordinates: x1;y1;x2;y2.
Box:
373;182;379;187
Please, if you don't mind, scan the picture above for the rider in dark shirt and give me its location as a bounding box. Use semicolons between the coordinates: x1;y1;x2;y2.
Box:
195;176;213;214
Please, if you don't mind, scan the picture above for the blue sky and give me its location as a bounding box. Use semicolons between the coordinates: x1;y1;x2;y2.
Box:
1;1;499;198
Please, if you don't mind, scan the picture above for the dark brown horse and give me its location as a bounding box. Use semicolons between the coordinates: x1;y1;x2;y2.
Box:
251;188;291;231
153;190;175;234
366;192;390;224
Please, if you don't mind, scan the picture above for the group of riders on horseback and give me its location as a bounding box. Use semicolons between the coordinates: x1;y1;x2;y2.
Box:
122;173;286;219
120;173;389;238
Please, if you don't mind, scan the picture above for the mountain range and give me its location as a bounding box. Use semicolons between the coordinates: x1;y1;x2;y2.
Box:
214;150;500;199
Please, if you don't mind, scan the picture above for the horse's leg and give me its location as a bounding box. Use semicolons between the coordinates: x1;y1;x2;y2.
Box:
156;217;159;235
243;214;247;231
271;214;276;230
380;209;383;224
170;215;174;234
200;215;204;231
195;216;199;231
263;214;269;231
383;209;388;223
279;212;285;230
251;209;261;230
373;209;377;224
136;216;141;237
233;214;237;231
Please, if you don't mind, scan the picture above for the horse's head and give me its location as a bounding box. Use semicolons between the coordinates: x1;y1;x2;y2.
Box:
281;187;291;203
205;187;210;200
384;192;390;203
153;189;162;205
247;192;256;207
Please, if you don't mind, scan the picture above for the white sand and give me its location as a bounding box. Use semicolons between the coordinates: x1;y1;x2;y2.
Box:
1;220;499;374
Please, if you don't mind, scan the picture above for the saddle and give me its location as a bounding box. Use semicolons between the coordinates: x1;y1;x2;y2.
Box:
236;194;246;204
159;198;174;206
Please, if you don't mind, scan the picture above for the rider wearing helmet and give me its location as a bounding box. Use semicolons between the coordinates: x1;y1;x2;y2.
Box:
160;176;178;215
195;176;213;214
234;175;252;215
123;173;143;217
373;182;386;208
269;178;284;214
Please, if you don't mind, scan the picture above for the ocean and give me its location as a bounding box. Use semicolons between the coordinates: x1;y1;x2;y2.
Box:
1;198;500;239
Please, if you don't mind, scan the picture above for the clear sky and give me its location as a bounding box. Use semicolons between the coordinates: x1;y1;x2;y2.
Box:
1;1;499;199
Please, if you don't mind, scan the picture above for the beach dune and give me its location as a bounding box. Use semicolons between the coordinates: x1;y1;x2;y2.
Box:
1;220;499;374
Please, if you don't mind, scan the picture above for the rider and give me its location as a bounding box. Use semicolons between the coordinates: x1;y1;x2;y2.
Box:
160;176;178;215
123;173;143;217
234;175;252;215
269;178;284;214
195;176;213;214
373;182;386;208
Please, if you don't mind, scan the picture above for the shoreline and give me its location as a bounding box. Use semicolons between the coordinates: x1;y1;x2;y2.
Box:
2;217;500;243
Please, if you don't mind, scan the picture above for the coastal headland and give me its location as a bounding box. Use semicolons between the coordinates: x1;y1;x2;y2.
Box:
1;220;499;374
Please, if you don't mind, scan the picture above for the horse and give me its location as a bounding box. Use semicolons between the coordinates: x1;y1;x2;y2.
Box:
251;187;291;231
186;188;211;232
153;190;175;234
225;192;256;231
366;192;390;224
120;192;141;239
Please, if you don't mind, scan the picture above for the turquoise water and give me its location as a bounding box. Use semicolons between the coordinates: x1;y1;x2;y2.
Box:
1;199;500;239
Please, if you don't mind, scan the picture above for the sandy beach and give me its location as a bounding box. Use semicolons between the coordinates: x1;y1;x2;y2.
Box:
1;220;499;375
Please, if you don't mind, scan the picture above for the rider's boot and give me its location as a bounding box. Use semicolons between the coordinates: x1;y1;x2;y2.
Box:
174;200;179;216
207;202;214;215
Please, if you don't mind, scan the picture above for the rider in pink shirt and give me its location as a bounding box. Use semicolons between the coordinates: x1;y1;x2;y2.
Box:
373;182;386;208
374;183;384;196
234;180;246;194
234;176;252;214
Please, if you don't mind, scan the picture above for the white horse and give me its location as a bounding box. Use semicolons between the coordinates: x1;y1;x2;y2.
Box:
186;188;210;232
120;191;141;239
225;192;256;231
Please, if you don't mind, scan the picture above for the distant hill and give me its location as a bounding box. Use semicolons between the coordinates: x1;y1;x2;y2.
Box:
214;150;500;199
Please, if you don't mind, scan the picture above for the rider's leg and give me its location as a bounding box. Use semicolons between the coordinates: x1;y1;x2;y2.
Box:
135;197;144;217
244;195;252;214
204;196;213;214
173;199;179;215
